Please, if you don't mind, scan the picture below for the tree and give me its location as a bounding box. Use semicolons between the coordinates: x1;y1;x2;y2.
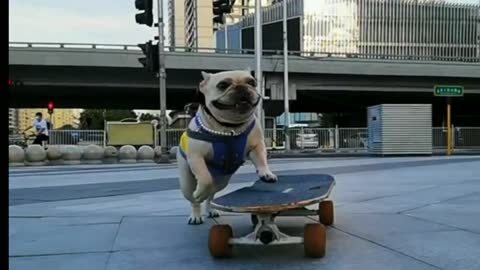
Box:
138;113;159;121
58;124;77;130
79;109;137;129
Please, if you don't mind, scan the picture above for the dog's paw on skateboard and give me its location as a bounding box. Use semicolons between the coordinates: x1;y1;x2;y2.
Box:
188;215;204;225
207;209;221;218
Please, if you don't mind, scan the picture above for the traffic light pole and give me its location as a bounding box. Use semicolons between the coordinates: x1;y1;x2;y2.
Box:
447;97;452;156
254;0;264;128
282;0;291;152
157;0;168;155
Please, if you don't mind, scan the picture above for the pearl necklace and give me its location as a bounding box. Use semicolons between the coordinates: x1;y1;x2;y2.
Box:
196;115;251;137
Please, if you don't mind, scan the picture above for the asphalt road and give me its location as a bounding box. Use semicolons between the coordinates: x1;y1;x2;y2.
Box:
9;157;479;206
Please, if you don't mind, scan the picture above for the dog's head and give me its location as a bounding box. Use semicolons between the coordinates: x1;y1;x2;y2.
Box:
199;70;261;124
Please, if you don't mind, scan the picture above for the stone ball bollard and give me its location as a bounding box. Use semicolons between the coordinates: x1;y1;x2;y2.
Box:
62;145;82;165
9;145;25;167
169;146;178;160
103;146;118;164
119;145;137;163
47;145;63;165
83;144;104;164
137;145;155;163
25;145;47;166
153;146;171;163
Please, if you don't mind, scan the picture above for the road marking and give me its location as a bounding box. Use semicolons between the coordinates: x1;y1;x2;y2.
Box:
282;188;293;193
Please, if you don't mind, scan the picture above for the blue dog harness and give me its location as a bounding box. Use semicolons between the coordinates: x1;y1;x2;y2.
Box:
179;115;255;181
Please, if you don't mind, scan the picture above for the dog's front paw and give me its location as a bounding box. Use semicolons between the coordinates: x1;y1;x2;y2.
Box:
259;170;278;183
193;183;214;203
207;209;221;218
188;214;204;225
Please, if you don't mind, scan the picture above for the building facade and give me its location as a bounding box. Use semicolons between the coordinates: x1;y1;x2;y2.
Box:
9;109;18;133
220;0;480;62
168;0;277;49
15;109;81;132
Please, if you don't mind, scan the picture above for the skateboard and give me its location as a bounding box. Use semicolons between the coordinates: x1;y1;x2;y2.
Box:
208;174;335;258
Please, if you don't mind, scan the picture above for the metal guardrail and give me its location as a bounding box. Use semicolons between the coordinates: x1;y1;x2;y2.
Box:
12;127;477;151
433;127;480;149
49;130;105;146
9;42;480;63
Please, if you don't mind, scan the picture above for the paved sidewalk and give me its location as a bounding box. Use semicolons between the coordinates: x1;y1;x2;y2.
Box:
9;156;480;270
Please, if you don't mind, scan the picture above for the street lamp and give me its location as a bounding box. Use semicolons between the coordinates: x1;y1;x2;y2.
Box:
282;0;290;151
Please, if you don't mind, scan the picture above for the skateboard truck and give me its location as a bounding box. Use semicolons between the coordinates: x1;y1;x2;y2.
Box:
209;200;334;258
229;214;303;246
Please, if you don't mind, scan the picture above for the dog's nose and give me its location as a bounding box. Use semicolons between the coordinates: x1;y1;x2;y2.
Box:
234;90;251;103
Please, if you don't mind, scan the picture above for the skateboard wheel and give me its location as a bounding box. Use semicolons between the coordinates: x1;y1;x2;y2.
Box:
304;223;326;258
319;200;334;226
208;225;233;258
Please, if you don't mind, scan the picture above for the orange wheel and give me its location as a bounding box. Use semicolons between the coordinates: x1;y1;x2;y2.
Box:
304;223;326;258
319;200;334;226
208;225;233;258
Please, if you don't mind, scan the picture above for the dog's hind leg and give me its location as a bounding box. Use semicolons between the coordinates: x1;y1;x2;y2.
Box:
205;175;231;218
205;195;220;218
178;154;204;225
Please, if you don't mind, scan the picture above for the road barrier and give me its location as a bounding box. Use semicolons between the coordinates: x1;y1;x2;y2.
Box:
49;130;105;146
11;127;480;153
7;126;480;167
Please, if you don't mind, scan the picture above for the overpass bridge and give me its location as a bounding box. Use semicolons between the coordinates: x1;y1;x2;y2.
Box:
8;42;480;124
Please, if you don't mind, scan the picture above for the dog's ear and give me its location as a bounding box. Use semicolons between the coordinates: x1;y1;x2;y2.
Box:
199;71;211;94
245;67;253;77
201;71;211;81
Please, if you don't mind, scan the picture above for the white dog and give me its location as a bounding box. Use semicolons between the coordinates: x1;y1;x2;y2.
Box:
177;70;277;225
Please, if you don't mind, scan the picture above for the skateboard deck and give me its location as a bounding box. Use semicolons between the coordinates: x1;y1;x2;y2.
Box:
212;174;335;213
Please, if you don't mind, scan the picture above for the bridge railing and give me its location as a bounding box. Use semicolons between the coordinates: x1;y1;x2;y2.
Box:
9;42;480;63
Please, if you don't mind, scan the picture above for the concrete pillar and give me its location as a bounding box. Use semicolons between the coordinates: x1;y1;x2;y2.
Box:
103;146;118;164
47;145;64;165
83;144;104;164
119;145;137;163
25;145;47;166
9;145;25;167
62;145;82;165
137;145;155;163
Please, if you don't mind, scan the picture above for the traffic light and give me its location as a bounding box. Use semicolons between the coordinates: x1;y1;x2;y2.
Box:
48;101;55;114
138;41;159;72
213;0;233;24
135;0;153;26
9;80;23;87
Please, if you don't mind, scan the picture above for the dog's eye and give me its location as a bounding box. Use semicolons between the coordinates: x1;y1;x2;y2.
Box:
246;79;257;87
217;81;231;91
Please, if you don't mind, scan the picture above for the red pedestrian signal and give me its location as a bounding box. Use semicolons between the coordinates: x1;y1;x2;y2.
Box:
48;101;55;114
8;80;13;87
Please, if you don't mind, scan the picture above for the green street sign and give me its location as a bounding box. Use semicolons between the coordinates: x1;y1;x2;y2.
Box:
434;85;464;97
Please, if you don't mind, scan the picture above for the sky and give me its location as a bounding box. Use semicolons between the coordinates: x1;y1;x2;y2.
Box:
9;0;479;45
9;0;168;45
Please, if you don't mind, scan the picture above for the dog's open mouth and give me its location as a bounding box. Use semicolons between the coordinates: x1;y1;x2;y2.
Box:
212;100;253;110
